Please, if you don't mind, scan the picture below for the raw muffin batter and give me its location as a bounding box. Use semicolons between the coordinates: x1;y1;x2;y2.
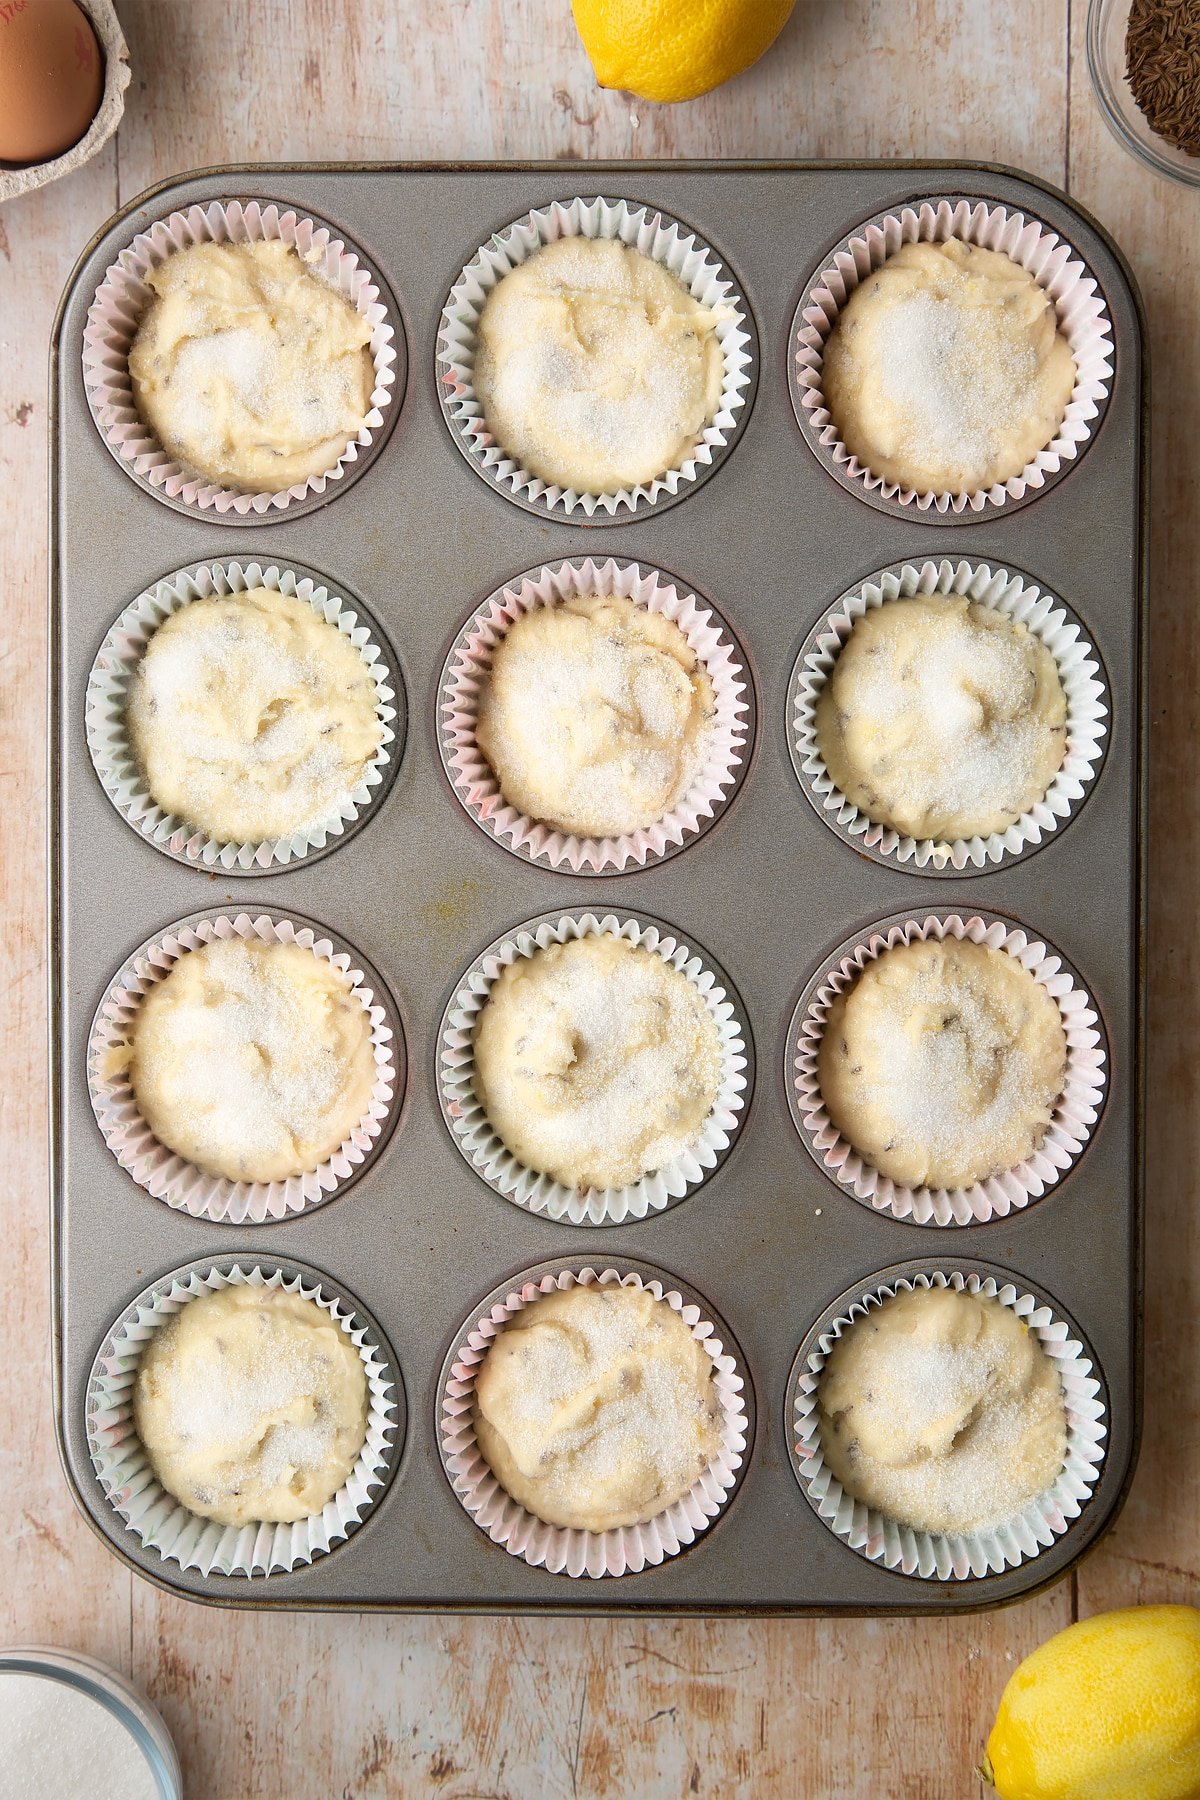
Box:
129;239;374;490
817;1284;1067;1536
475;595;715;838
133;1285;368;1526
815;595;1067;841
473;237;723;494
817;937;1067;1190
127;937;377;1183
822;240;1076;494
127;588;384;844
473;1282;723;1531
472;934;722;1191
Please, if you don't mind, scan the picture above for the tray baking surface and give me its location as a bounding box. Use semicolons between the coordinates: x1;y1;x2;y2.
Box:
50;161;1145;1614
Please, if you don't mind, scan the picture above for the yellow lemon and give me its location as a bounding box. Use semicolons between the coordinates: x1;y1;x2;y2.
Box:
983;1605;1200;1800
571;0;797;104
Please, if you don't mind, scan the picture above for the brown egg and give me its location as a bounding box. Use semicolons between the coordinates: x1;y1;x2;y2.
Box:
0;0;103;165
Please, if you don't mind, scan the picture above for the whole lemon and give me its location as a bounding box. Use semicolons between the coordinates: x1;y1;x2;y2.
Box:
571;0;797;104
983;1605;1200;1800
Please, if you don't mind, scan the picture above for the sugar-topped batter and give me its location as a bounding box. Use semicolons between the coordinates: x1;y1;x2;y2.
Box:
129;239;374;491
815;594;1067;841
475;595;715;838
817;1284;1067;1537
473;1282;723;1531
133;1285;368;1526
822;240;1076;495
473;237;723;494
817;937;1067;1191
127;587;384;845
472;934;722;1192
127;937;377;1184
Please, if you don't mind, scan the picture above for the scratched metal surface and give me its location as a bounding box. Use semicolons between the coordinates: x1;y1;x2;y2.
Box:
50;162;1144;1613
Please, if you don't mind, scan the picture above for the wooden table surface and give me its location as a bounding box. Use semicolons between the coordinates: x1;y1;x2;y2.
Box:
2;3;1194;1795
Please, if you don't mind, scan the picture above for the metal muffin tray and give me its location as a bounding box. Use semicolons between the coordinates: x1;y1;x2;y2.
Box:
50;162;1146;1614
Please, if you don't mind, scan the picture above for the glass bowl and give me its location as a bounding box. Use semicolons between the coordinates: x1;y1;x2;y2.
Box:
1088;0;1200;187
0;1647;182;1798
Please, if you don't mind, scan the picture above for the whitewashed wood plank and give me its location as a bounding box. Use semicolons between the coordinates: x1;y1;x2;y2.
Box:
0;145;132;1669
1066;0;1200;1623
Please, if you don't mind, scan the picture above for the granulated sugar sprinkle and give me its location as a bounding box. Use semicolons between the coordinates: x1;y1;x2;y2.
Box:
132;939;367;1171
836;609;1053;826
874;292;1038;481
474;936;722;1190
487;1290;718;1507
166;326;363;470
477;603;713;836
133;608;363;828
828;1354;1058;1533
858;971;1043;1166
153;1310;340;1493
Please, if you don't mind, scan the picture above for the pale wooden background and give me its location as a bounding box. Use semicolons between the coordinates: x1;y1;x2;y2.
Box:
2;3;1194;1795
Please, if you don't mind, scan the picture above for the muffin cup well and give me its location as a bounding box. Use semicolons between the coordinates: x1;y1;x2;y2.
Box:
436;195;757;520
87;1257;402;1578
786;1264;1108;1581
82;198;403;518
86;559;402;874
438;910;752;1226
438;556;753;873
439;1261;751;1579
788;557;1109;873
789;196;1115;517
788;912;1107;1226
88;911;402;1224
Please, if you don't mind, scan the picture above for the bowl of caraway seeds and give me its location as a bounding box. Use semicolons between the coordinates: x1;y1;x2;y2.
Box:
1089;0;1200;186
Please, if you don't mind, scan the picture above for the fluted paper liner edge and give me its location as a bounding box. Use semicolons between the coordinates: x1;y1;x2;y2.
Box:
88;912;398;1223
440;1265;748;1578
792;913;1106;1225
790;1269;1107;1580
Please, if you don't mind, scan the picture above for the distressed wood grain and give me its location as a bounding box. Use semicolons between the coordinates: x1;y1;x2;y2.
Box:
2;0;1187;1794
1066;0;1200;1622
0;145;132;1673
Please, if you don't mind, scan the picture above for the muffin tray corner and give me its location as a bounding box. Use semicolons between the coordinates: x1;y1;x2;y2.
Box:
50;161;1146;1614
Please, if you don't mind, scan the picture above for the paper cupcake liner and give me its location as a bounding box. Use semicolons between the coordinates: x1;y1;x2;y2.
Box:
788;1266;1108;1580
86;1258;401;1577
439;1262;750;1579
436;195;757;519
439;910;751;1225
788;558;1109;872
789;912;1107;1226
82;199;401;517
790;196;1115;516
439;557;753;873
88;911;401;1224
85;559;402;873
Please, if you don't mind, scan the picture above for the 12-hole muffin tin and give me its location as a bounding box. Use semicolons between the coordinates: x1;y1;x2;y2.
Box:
51;163;1144;1613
